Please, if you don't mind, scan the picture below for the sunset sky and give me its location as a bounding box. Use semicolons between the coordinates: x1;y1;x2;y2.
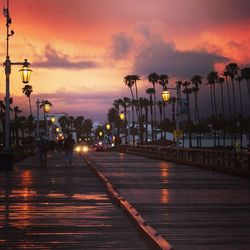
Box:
0;0;249;122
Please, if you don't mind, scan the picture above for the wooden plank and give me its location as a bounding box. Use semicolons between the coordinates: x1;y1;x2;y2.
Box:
86;151;250;249
0;152;151;249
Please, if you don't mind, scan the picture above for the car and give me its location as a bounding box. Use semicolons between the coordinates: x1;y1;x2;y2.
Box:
74;143;90;154
92;141;113;152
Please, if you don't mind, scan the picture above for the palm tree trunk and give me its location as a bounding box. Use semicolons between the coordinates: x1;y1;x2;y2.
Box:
231;79;237;145
225;77;232;119
238;80;243;117
210;85;215;116
153;86;157;142
131;104;135;145
29;96;33;116
186;94;192;148
145;107;148;144
213;84;218;118
238;80;243;148
150;96;154;143
220;83;226;147
247;80;250;101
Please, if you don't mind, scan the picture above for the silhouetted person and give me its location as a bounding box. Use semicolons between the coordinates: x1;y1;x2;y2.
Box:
50;140;56;152
57;139;63;152
64;134;75;167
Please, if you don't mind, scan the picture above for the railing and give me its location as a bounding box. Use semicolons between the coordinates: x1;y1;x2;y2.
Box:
116;145;250;177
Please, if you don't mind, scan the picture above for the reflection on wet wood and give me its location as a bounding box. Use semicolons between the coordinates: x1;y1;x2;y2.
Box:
87;152;250;250
0;152;151;249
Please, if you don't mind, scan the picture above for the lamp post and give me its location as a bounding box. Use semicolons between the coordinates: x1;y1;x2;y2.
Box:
119;111;130;144
36;100;42;139
36;100;51;139
50;116;56;140
1;0;32;170
162;84;181;153
43;102;51;137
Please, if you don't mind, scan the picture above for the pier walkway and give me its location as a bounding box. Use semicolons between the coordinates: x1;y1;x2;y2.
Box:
85;151;250;250
0;152;152;250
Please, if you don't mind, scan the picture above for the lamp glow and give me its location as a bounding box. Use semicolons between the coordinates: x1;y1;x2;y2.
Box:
162;90;171;102
19;65;32;84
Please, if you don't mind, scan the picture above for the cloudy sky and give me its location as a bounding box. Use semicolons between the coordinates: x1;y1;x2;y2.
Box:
0;0;249;121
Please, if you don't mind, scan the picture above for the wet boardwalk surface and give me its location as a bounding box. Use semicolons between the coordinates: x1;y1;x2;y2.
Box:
86;151;250;250
0;152;151;250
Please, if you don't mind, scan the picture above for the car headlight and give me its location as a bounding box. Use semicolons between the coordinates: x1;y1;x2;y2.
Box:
75;146;81;152
82;146;89;153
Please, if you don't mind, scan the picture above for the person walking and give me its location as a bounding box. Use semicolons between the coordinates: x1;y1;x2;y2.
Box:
64;133;75;167
37;132;49;167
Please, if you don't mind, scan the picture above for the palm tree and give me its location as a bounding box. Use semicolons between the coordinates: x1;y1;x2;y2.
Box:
207;72;218;117
241;67;250;101
158;74;169;89
140;98;150;143
182;81;193;148
69;116;75;134
124;76;136;144
58;115;69;134
191;75;202;147
82;119;93;138
131;74;141;117
218;77;226;146
146;87;155;143
207;72;219;147
148;73;159;142
223;70;232;120
225;63;239;144
120;97;131;144
22;84;33;116
235;75;243;117
74;116;84;141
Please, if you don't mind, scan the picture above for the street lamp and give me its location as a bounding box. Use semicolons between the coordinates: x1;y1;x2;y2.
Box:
162;84;181;153
106;123;111;130
43;102;51;137
119;111;130;144
36;100;51;139
51;116;56;124
1;0;32;170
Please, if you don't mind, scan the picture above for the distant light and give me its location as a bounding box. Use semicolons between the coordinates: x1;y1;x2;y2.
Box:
119;112;125;120
106;123;111;130
43;103;51;113
51;116;56;123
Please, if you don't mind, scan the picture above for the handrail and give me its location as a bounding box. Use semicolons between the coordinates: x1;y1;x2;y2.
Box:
116;145;250;177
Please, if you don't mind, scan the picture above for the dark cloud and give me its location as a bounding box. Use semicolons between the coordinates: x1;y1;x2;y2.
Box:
110;33;133;60
134;38;229;78
32;45;98;69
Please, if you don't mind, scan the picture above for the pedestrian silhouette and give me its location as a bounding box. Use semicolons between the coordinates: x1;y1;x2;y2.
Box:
64;133;75;167
37;132;49;167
